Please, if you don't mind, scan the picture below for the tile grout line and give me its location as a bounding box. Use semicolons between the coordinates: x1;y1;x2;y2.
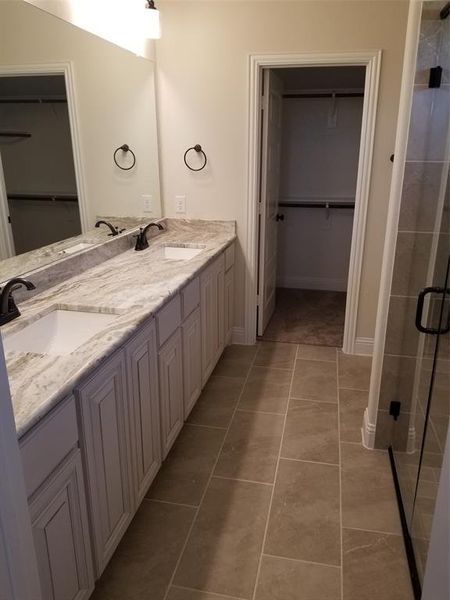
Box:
212;474;274;487
251;343;299;600
278;455;340;468
252;365;294;372
343;525;405;537
336;347;344;600
184;422;227;431
262;552;341;570
289;395;340;405
170;583;247;600
236;407;286;417
144;497;198;510
161;346;261;600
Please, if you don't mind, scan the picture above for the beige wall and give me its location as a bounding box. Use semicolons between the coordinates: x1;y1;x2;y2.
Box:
155;0;409;340
0;1;161;226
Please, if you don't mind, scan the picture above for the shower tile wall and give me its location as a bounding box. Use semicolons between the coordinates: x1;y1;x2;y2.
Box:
377;1;450;451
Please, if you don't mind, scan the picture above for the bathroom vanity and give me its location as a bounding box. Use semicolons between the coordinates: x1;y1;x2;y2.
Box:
2;219;235;599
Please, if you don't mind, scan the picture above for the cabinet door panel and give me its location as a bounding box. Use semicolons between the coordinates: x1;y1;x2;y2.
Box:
201;265;216;384
159;329;183;458
182;307;202;419
216;262;225;361
76;352;132;576
30;450;94;600
201;255;225;384
225;266;235;346
126;321;161;505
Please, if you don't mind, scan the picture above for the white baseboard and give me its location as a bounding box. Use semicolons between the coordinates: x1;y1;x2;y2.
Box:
354;337;374;355
276;275;347;292
362;407;376;449
231;327;246;345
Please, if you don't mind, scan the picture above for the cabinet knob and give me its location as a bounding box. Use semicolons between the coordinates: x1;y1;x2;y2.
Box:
276;214;285;222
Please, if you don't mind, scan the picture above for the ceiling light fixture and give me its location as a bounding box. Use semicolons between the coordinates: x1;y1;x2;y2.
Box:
144;0;161;39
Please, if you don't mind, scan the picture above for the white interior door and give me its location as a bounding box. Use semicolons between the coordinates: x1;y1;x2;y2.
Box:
257;69;283;336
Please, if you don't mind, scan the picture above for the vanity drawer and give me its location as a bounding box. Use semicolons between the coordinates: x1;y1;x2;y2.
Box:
225;244;235;271
157;294;181;347
20;396;79;498
182;277;200;320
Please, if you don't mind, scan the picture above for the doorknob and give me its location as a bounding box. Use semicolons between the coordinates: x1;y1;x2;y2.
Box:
415;286;450;334
276;214;284;222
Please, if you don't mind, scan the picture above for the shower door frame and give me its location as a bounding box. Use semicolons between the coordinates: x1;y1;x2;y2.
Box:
244;50;382;353
365;1;424;449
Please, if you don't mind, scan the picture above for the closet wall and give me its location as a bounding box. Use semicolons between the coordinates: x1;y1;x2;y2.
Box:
276;67;364;292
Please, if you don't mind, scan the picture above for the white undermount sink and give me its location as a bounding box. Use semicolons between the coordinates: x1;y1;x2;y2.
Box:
161;245;205;261
58;242;93;256
3;309;118;356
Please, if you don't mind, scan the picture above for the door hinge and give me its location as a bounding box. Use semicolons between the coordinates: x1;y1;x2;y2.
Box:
389;401;401;422
260;94;265;111
7;215;11;224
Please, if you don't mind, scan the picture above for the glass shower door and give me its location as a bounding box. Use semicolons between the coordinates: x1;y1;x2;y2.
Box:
409;244;449;581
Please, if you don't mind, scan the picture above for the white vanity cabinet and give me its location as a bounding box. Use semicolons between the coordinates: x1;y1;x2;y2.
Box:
200;254;225;384
18;240;236;595
125;320;161;506
75;351;133;576
20;397;94;600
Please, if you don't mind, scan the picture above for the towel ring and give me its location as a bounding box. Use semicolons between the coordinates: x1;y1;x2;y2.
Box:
114;144;136;171
184;144;207;171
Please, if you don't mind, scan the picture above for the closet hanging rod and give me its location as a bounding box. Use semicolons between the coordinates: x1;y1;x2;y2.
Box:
278;201;355;209
0;98;67;104
0;132;31;138
282;92;364;99
7;193;78;203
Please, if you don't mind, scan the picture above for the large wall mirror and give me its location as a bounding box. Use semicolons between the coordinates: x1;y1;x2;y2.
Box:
0;0;161;280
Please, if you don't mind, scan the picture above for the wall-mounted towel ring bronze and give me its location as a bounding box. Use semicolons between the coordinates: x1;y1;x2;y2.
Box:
184;144;207;171
114;144;136;171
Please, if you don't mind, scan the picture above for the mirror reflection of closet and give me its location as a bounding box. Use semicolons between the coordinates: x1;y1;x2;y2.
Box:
0;0;161;282
0;75;81;255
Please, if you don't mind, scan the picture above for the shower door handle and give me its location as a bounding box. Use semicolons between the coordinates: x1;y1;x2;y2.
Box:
415;286;450;334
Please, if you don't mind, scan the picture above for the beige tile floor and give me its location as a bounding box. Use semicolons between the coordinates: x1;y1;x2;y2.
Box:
92;342;414;600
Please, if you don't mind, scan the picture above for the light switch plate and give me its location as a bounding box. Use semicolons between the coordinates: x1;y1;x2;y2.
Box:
175;195;186;214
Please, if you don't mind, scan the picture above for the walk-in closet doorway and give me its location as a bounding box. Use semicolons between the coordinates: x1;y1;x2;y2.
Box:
246;52;381;354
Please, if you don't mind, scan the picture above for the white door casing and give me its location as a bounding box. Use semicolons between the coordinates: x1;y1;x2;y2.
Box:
257;69;284;336
245;51;381;352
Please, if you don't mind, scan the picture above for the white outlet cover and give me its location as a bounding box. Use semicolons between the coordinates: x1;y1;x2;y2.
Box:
142;194;153;213
175;195;186;213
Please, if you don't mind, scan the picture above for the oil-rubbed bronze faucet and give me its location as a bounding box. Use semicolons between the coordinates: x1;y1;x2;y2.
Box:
0;278;36;326
95;220;125;236
134;222;164;251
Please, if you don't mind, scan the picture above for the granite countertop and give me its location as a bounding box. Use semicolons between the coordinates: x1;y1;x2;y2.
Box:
0;216;148;285
2;219;236;439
